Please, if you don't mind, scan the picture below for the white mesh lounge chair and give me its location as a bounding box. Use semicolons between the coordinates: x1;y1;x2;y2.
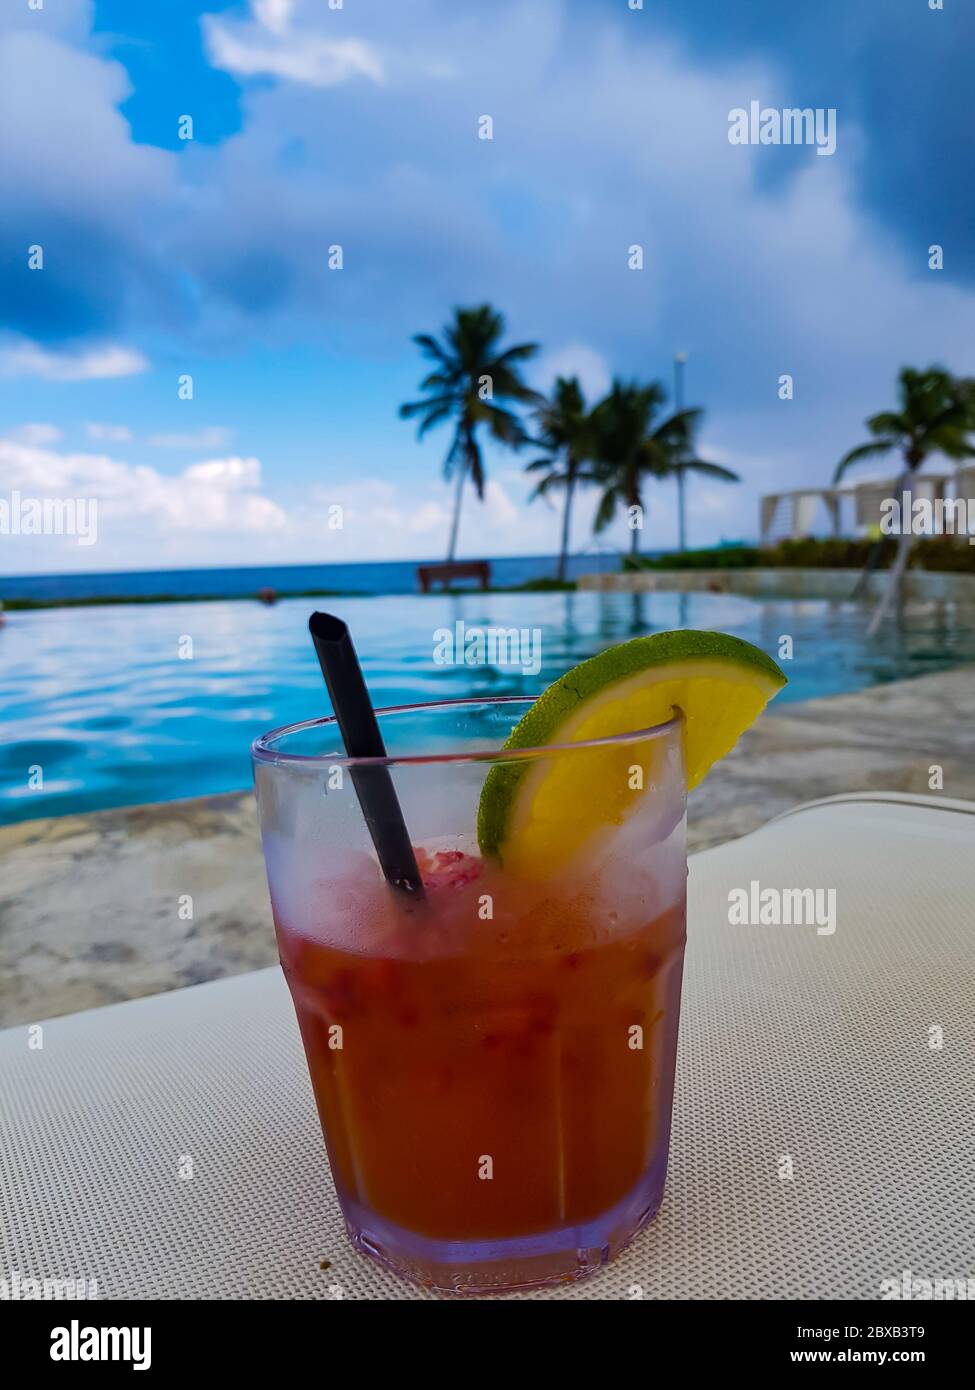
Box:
2;793;973;1300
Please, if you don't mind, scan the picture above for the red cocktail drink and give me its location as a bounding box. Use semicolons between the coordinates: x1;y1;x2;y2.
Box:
254;697;686;1292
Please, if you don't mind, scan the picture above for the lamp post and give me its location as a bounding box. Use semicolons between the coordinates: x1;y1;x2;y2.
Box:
674;351;688;552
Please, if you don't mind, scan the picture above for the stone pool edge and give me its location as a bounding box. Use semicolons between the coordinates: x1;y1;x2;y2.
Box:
2;665;974;1027
578;567;975;604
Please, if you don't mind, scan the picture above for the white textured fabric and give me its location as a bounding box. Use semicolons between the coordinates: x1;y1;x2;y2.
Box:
792;492;819;537
759;495;780;544
854;480;895;528
2;794;973;1300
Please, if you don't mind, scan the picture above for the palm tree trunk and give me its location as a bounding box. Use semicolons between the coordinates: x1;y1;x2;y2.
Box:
629;483;642;558
867;466;913;636
558;473;575;583
676;465;686;552
867;524;913;635
446;456;466;563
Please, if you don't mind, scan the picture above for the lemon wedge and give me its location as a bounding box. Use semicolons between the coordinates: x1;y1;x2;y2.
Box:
477;630;786;877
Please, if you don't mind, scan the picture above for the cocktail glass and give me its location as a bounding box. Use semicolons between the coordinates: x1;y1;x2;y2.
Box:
252;696;686;1294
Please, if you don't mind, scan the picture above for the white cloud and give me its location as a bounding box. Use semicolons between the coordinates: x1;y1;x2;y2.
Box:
310;478;449;537
0;439;616;566
203;1;384;87
409;500;451;534
0;440;286;539
5;422;64;446
483;478;519;528
0;340;149;381
5;0;975;565
160;456;287;531
147;426;233;449
169;0;969;499
304;472;561;558
0;0;92;42
0;28;176;349
86;422;134;443
254;0;295;39
534;344;612;404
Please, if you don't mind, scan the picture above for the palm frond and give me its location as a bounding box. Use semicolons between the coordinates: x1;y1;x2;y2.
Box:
865;411;909;437
412;333;450;364
833;439;895;483
418;369;460;393
482;404;531;448
442;427;466;478
414;401;455;439
528;474;562;504
399;394;458;439
492;342;540;368
593;486;619;533
651;406;702;445
468;438;486;498
927;432;975;462
681;459;740;482
925;403;972;435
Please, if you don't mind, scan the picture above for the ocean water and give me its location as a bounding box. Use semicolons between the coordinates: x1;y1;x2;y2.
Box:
0;553;619;603
1;588;971;825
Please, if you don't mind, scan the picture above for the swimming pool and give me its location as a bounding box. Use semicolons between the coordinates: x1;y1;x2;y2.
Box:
1;590;972;824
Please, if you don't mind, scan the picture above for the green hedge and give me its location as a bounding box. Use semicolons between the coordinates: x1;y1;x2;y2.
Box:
625;537;975;573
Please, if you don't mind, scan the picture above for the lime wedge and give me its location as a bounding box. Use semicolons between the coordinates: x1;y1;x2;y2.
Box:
477;630;786;877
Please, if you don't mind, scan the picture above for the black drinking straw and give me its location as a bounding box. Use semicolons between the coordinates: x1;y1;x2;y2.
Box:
308;612;424;898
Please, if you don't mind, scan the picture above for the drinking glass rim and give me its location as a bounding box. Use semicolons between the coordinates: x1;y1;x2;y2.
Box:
252;695;684;769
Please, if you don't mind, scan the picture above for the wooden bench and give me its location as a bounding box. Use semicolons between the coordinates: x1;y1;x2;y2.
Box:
417;560;491;593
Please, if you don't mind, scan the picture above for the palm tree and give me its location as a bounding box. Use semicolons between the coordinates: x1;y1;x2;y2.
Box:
589;379;738;557
399;305;541;562
834;366;975;633
588;381;662;558
524;376;597;581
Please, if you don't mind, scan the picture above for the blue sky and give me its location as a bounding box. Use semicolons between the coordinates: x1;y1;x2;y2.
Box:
1;0;973;574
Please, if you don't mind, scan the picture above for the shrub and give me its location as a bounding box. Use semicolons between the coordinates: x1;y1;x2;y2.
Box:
625;536;975;573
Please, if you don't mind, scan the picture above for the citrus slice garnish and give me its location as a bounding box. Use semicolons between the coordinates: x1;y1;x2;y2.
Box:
477;630;787;877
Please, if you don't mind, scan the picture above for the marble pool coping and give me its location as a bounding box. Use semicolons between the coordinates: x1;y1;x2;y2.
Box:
578;566;975;603
1;665;973;1027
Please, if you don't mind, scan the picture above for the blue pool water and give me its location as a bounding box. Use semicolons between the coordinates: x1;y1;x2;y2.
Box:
1;589;971;824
